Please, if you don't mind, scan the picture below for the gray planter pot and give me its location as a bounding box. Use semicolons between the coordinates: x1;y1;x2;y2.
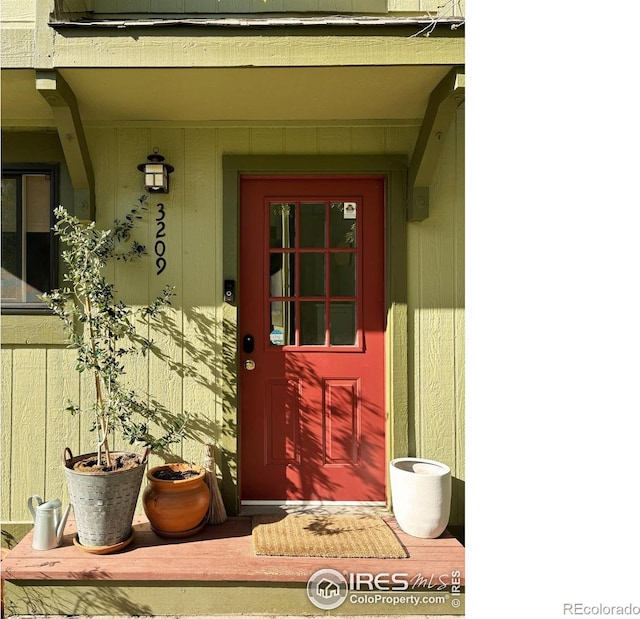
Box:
63;448;148;549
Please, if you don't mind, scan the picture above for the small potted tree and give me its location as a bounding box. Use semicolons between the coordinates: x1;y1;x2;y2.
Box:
42;196;188;553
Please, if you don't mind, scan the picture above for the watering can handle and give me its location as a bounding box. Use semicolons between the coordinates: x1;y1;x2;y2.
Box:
27;495;43;520
63;447;73;466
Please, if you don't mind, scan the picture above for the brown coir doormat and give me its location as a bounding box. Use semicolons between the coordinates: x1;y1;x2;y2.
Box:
252;514;408;559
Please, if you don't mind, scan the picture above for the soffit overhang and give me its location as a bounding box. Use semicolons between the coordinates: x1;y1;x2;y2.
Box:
2;65;453;125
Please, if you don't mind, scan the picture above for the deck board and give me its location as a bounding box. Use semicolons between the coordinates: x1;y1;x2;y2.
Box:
2;515;464;585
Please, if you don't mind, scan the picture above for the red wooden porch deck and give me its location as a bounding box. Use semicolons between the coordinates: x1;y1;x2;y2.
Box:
2;515;464;616
3;515;464;584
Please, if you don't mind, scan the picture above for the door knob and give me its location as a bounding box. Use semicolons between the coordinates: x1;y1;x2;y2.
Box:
244;359;256;371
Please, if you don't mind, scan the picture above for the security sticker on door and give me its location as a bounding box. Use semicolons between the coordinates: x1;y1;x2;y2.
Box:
343;202;357;219
270;329;285;346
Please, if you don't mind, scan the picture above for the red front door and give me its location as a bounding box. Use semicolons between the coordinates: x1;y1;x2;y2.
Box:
239;176;386;502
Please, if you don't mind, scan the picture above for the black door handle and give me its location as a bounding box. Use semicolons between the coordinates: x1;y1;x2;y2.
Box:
243;334;254;354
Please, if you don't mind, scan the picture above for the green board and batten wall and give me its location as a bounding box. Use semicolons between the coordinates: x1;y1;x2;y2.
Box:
1;0;464;538
2;113;463;532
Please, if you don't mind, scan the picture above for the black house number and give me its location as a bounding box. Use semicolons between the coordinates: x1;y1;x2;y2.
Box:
155;203;166;275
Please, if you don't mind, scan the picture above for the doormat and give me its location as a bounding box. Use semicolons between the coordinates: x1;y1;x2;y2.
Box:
252;514;408;559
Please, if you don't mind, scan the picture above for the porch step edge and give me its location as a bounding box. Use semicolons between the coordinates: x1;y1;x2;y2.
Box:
5;616;464;619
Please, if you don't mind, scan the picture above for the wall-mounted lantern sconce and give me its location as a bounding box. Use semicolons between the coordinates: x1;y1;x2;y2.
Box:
137;147;174;193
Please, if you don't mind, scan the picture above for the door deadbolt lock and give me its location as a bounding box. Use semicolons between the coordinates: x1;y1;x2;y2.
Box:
242;334;255;354
244;359;256;371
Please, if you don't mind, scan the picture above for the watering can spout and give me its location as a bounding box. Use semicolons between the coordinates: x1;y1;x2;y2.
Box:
56;504;71;544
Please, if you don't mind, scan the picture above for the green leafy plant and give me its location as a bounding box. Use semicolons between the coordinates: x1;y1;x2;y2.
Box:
42;196;187;469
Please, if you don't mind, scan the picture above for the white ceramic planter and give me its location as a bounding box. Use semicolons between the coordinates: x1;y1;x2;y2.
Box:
389;458;451;538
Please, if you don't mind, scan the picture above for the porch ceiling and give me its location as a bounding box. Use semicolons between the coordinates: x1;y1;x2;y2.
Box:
2;65;451;125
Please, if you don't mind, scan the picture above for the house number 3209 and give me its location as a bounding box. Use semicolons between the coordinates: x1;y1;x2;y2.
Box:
155;203;166;275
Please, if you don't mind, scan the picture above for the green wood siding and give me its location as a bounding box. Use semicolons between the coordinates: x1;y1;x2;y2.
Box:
1;116;464;528
0;0;464;19
4;580;464;616
90;1;462;15
407;107;465;524
0;1;36;23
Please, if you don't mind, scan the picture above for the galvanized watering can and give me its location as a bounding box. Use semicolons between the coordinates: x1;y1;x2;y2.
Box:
27;495;71;550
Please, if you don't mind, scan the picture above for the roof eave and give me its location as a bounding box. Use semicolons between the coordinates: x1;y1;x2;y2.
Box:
48;15;465;32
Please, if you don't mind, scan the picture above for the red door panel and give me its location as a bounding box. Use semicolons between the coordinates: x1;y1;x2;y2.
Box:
239;176;386;502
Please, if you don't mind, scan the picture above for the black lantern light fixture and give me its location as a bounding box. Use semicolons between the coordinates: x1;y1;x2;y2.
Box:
137;147;174;194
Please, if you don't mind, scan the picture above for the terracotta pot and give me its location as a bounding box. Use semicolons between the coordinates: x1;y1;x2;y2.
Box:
142;463;210;538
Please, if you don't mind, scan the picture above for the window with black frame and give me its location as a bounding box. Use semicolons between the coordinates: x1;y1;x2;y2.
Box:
1;164;58;311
